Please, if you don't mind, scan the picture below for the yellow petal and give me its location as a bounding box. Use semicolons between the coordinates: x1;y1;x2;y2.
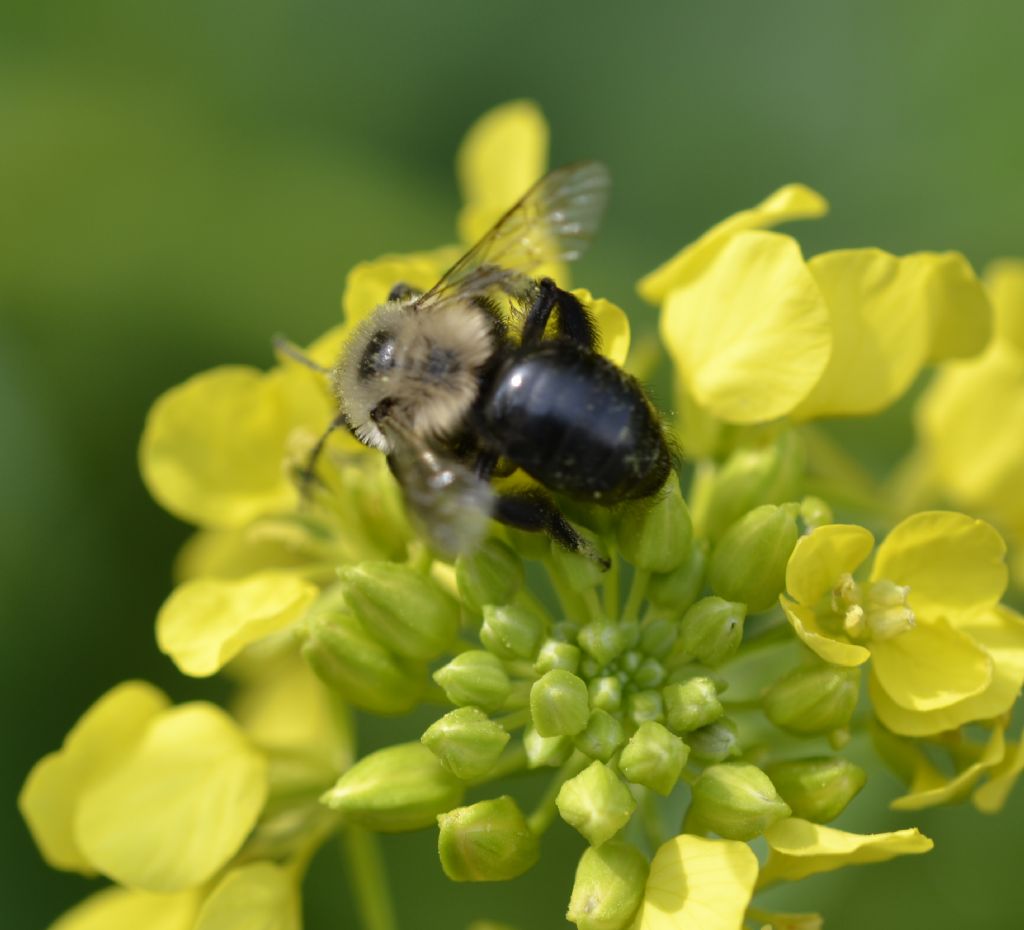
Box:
781;597;871;667
974;727;1024;813
758;818;932;886
901;251;992;361
870;617;992;712
50;886;199;930
915;344;1024;521
19;681;169;874
869;605;1024;735
890;725;1005;810
341;247;462;325
636;834;758;930
638;184;829;305
985;258;1024;353
793;249;932;419
573;287;631;366
872;511;1008;617
659;230;832;423
75;702;268;892
157;570;318;677
456;100;548;246
193;862;300;930
140;366;299;529
786;524;875;606
174;525;312;583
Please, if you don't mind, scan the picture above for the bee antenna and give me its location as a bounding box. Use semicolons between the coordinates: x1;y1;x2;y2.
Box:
272;334;330;375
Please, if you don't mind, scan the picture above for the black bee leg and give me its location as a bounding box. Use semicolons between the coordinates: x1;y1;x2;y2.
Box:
388;282;422;302
520;278;598;350
493;491;610;569
297;411;348;494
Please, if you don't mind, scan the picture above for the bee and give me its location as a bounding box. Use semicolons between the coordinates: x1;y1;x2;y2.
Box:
286;162;671;563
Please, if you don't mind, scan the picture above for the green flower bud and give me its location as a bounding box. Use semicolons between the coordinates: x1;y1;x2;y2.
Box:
456;540;524;613
574;709;625;762
690;762;791;840
339;562;460;660
480;603;546;660
578;621;635;666
708;504;798;613
421;707;510;781
437;796;539;882
556;761;637;846
551;530;609;591
764;757;867;823
535;639;581;675
663;677;723;733
434;651;511;712
524;725;574;769
616;473;693;572
763;663;860;736
589;676;623;713
639;618;679;660
301;593;424;714
631;657;666;690
321;743;464;832
566;841;649;930
531;670;590;737
505;526;551;561
647;542;707;615
678;597;746;667
618;721;689;796
625;689;665;727
687;717;740;763
799;495;833;531
704;431;805;542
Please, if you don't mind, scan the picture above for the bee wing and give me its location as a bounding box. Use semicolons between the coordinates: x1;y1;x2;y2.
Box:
416;161;610;306
380;418;495;557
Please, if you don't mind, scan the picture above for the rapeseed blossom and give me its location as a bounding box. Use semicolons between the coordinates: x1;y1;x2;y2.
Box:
21;101;1024;930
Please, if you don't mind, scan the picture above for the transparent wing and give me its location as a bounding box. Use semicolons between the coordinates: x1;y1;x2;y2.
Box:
416;161;610;306
380;419;495;557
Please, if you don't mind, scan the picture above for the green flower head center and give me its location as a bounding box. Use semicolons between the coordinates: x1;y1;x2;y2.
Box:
830;572;915;642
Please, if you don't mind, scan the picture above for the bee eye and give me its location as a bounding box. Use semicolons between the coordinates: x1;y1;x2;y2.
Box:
358;329;397;380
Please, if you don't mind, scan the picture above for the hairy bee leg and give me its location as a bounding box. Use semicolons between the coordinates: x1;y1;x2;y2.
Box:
272;335;331;374
493;491;610;569
388;282;423;302
298;411;348;493
520;278;598;350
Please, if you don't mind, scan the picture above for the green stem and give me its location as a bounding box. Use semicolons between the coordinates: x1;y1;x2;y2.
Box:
494;707;532;731
544;562;588;622
640;788;666;852
469;741;530;785
603;553;621;618
527;752;589;834
582;587;606;624
341;826;396;930
687;458;717;539
621;569;650;624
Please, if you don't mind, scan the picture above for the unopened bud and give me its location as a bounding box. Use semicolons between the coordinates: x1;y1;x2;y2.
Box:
686;717;740;763
589;676;622;713
456;540;524;613
663;677;723;733
434;651;511;712
647;540;707;616
764;757;867;823
524;725;573;769
574;709;625;762
678;597;746;667
531;670;590;737
551;529;609;591
632;657;666;690
421;707;510;781
535;639;581;675
578;621;635;666
690;762;791;840
556;761;637;847
625;689;665;727
566;841;649;930
618;721;689;795
480;603;546;660
301;591;424;714
321;743;464;832
639;617;679;660
764;663;860;736
708;504;798;613
616;473;693;572
437;796;539;881
339;562;459;660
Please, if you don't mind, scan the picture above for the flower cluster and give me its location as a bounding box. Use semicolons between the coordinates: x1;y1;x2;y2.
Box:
21;102;1024;930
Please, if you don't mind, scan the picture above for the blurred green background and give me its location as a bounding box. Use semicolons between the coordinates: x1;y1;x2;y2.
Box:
3;2;1023;928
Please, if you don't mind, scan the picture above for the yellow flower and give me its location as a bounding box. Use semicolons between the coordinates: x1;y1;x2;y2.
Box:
781;512;1024;736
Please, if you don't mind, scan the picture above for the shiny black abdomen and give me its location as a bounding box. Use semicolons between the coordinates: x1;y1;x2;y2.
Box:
477;342;671;502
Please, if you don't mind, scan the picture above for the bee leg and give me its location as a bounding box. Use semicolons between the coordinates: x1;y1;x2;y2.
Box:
297;411;348;494
388;282;423;302
272;335;330;374
493;491;610;569
520;278;598;350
